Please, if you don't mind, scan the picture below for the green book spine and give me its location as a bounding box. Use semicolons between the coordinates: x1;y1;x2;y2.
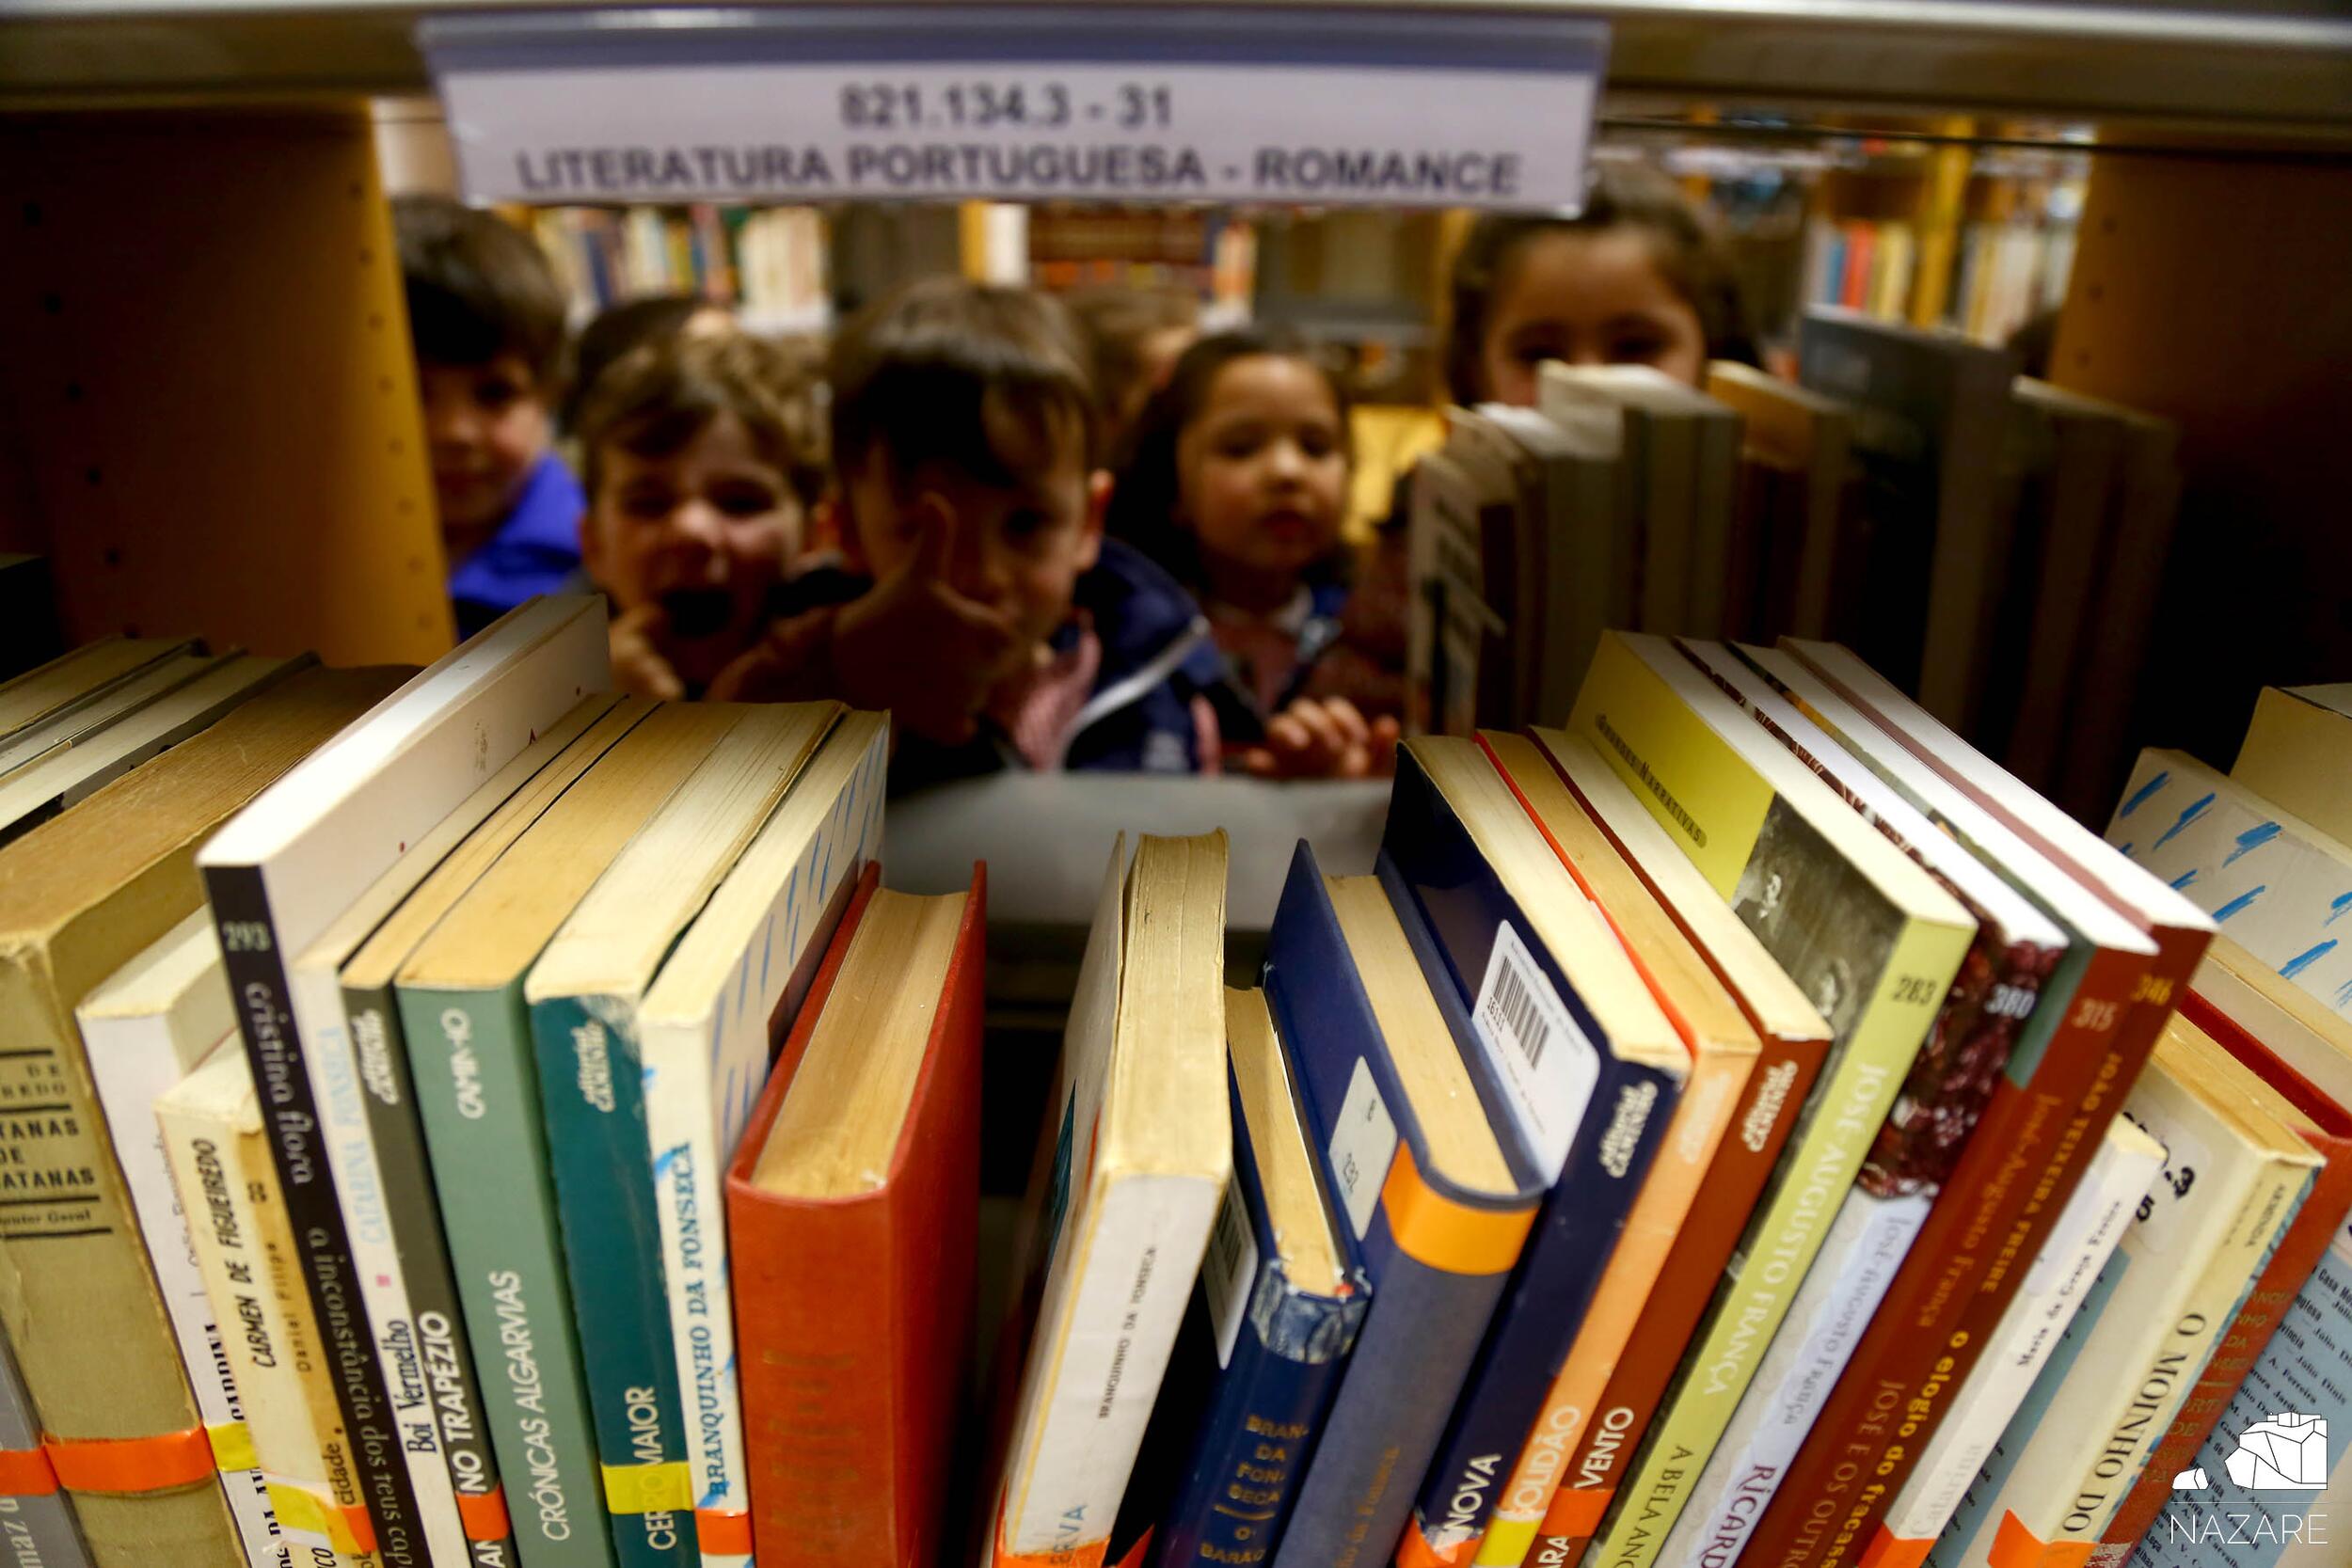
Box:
531;994;695;1567
398;981;618;1568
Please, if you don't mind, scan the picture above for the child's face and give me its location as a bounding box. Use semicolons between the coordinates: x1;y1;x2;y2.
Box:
844;404;1104;682
418;353;551;540
1480;228;1709;404
581;410;799;658
1177;355;1348;592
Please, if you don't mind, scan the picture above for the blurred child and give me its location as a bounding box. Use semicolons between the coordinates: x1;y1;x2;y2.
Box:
394;196;581;637
560;293;733;435
1066;284;1200;457
1108;329;1400;779
712;277;1238;788
1443;163;1758;404
574;331;826;698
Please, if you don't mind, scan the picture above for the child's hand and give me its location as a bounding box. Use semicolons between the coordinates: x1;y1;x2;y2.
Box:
608;603;689;700
1235;696;1401;781
831;505;1022;745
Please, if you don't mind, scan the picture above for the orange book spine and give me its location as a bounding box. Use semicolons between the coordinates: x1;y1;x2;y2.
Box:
1520;1028;1823;1568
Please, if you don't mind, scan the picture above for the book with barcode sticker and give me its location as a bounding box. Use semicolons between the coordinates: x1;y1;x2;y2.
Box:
1381;736;1692;1567
1263;845;1544;1568
1124;989;1369;1568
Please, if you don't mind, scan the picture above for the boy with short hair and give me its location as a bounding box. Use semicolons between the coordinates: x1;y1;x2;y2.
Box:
393;195;581;637
573;329;827;698
712;277;1234;787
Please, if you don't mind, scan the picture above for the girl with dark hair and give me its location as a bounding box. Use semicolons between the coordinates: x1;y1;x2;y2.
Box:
1107;328;1400;778
1444;162;1760;404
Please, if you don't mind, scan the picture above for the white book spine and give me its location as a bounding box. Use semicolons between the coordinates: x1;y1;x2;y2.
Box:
1001;1173;1221;1557
288;964;469;1565
80;1009;287;1568
1887;1124;2156;1549
642;762;881;1568
1663;1187;1930;1568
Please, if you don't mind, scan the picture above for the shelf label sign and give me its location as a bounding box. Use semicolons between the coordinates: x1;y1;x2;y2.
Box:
422;8;1607;211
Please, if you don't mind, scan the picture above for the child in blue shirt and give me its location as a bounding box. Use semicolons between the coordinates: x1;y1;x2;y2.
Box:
393;197;583;638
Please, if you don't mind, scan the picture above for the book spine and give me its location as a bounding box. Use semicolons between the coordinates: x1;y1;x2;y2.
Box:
1470;1044;1756;1568
531;994;696;1568
0;1256;93;1568
1869;1125;2155;1568
2093;1122;2352;1555
342;981;515;1564
203;866;427;1568
287;965;472;1567
2036;1158;2310;1557
158;1080;358;1568
1806;952;2197;1568
729;1185;900;1567
1152;1275;1358;1568
1410;1058;1673;1553
1581;912;1964;1568
0;951;244;1568
398;985;616;1568
81;1012;284;1566
2115;1212;2352;1568
1506;1038;1824;1568
1925;1236;2133;1568
1661;1184;1931;1568
1001;1174;1222;1563
1275;1246;1516;1568
1725;942;2144;1568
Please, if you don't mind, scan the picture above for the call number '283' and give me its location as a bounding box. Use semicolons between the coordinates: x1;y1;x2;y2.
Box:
838;82;1174;132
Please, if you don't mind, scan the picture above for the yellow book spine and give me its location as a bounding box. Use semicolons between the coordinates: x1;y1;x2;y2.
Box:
1478;1043;1756;1565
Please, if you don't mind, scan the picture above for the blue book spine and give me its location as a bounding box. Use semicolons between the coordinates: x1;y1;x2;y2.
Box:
1152;1077;1367;1567
1381;758;1677;1549
532;994;697;1568
1263;846;1540;1568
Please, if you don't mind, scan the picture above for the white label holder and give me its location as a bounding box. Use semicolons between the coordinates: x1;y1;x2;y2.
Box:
421;6;1609;211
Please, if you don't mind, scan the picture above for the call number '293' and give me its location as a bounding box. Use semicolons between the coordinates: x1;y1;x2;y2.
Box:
838;81;1174;132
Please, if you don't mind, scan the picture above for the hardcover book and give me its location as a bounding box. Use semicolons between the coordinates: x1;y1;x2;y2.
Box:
1562;631;1974;1568
728;864;981;1568
1508;731;1833;1568
1264;851;1541;1568
0;1297;92;1568
1387;735;1689;1566
0;664;400;1568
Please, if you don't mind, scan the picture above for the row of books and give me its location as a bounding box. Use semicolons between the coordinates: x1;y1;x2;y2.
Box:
1408;313;2179;823
1794;219;2073;347
528;206;832;335
985;630;2348;1568
0;599;1001;1568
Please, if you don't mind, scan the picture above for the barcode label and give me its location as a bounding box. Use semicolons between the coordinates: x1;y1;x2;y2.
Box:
1202;1175;1258;1369
1328;1056;1399;1241
1472;920;1600;1182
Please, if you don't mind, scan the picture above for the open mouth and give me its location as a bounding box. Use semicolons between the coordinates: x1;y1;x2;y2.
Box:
660;586;736;639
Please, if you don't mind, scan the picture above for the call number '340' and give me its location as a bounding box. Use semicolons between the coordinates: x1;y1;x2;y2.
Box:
838;82;1174;131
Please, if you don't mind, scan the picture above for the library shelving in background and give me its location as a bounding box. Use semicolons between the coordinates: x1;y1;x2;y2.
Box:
2;0;2350;780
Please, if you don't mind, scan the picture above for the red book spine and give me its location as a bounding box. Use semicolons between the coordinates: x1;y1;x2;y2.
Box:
2088;990;2352;1560
729;866;986;1568
1809;927;2204;1568
1730;942;2149;1568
